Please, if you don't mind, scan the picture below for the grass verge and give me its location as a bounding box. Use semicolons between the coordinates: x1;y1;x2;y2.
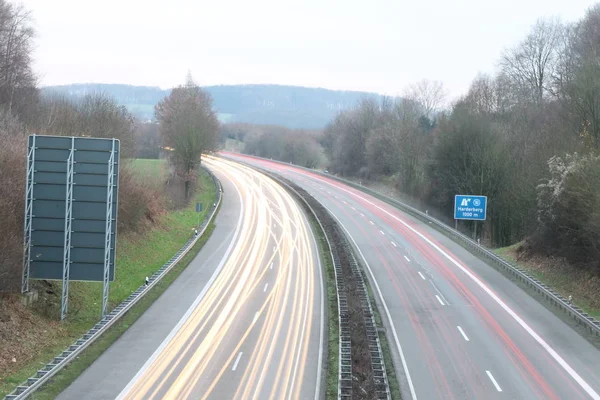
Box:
0;169;216;398
308;218;339;400
494;243;600;321
129;158;168;185
29;223;215;400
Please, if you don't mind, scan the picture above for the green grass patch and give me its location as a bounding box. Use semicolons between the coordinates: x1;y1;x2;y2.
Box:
129;158;168;185
308;218;339;400
493;243;600;321
0;169;216;398
29;223;215;400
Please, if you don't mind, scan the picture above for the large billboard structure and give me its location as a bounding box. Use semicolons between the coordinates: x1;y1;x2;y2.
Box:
22;135;120;319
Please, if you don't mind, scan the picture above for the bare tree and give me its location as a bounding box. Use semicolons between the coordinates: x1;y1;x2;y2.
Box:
79;93;136;155
155;73;219;198
566;4;600;147
0;109;25;292
500;17;564;102
404;79;448;119
0;1;36;119
36;93;136;155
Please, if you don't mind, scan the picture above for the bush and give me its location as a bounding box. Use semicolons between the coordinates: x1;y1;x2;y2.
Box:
117;165;166;234
534;153;600;270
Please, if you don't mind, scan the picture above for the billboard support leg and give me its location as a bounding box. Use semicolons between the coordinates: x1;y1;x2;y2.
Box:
102;139;116;317
61;138;75;321
473;221;477;241
22;135;36;294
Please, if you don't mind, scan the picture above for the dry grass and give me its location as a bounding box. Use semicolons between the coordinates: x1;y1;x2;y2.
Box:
495;243;600;319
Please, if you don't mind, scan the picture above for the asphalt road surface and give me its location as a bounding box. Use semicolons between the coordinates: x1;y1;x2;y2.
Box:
228;153;600;400
58;157;324;400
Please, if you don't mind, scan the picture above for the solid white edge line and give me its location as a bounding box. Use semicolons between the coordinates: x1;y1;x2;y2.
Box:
299;208;325;400
435;295;445;306
324;206;418;400
306;174;600;400
486;370;502;392
232;352;243;371
263;283;269;292
457;326;470;342
116;169;245;400
404;255;410;262
418;271;426;280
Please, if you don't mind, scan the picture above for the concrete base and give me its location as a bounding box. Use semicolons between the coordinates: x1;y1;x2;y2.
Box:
20;290;38;307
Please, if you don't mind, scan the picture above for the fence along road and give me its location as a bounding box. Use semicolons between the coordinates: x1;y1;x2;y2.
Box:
115;157;324;400
229;153;600;400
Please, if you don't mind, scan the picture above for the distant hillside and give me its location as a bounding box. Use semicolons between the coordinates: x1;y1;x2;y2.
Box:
42;83;390;129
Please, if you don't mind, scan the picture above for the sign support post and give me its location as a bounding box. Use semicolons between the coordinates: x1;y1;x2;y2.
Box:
196;202;203;227
60;137;75;320
102;139;116;317
22;135;36;294
454;195;487;240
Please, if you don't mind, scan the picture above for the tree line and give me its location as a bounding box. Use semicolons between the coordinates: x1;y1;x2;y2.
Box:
0;0;219;292
222;122;324;168
321;4;600;272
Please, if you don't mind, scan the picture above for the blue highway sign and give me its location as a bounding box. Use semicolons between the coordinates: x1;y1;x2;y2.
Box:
454;195;487;221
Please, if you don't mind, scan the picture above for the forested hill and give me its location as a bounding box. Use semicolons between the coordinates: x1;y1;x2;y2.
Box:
42;83;389;129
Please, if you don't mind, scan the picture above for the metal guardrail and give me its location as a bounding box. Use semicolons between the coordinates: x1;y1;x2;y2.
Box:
318;173;600;339
226;153;600;338
5;167;223;400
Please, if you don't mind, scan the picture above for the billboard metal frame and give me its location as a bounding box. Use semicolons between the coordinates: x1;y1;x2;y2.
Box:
22;135;119;320
102;139;116;317
22;136;36;293
60;138;75;320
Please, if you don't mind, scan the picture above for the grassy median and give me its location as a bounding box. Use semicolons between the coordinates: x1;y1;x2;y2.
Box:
308;218;339;400
362;270;402;399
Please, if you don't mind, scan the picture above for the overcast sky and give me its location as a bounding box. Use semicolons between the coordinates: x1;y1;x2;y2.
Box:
21;0;598;99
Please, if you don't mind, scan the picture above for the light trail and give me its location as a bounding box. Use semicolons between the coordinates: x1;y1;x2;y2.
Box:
118;156;322;400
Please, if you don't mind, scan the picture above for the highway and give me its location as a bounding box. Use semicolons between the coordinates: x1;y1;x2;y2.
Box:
58;157;324;400
228;153;600;400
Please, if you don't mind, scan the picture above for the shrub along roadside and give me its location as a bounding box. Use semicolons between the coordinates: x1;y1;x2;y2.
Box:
0;169;216;397
494;243;600;321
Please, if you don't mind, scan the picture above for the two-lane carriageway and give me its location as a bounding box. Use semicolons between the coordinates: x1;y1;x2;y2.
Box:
229;152;600;400
58;157;324;400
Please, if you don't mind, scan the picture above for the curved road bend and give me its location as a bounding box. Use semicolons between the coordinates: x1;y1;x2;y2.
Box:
228;153;600;400
58;157;324;400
